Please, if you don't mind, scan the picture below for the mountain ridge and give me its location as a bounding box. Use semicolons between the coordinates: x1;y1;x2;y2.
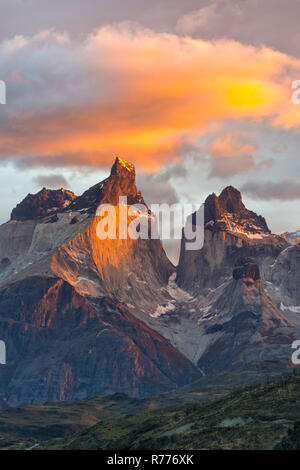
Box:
0;156;299;406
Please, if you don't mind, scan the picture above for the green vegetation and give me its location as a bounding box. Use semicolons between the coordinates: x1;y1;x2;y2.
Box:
43;373;300;450
0;361;297;450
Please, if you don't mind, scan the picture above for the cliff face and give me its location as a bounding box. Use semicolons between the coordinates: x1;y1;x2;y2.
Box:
1;157;173;307
177;186;287;292
172;186;300;373
0;158;299;406
196;258;295;373
0;276;199;405
11;188;76;221
203;186;270;234
0;157;199;406
271;244;300;306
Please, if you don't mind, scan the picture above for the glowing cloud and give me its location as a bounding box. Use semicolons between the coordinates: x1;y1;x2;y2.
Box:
0;24;300;171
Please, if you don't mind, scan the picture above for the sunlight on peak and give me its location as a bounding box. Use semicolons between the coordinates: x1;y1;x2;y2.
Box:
116;156;135;173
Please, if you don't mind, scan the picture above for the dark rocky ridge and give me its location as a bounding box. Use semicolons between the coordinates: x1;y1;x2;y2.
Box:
271;244;300;304
0;276;200;406
178;186;287;291
197;257;295;373
68;157;145;213
11;188;76;221
203;186;270;233
233;257;260;282
0;157;196;407
10;157;144;221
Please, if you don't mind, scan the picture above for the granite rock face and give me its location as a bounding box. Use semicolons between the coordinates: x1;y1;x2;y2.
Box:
271;245;300;306
177;186;287;292
174;187;300;373
0;276;199;406
197;258;296;373
0;157;199;406
1;158;300;406
11;188;76;221
203;186;270;234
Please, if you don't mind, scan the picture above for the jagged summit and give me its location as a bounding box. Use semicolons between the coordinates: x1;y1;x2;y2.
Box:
218;186;245;213
0;155;299;405
11;158;144;220
68;157;143;213
11;187;76;221
111;156;135;176
0;156;191;404
204;185;270;237
281;230;300;245
177;184;287;291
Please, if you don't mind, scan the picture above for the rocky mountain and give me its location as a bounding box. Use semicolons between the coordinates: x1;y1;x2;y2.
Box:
0;157;200;406
0;157;299;407
11;188;76;221
281;230;300;245
173;186;300;372
177;186;287;291
197;257;295;373
270;244;300;308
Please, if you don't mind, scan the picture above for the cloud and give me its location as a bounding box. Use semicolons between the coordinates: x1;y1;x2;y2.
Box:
207;133;257;159
32;174;69;189
0;23;300;172
176;0;300;58
136;161;187;205
154;161;187;181
241;178;300;201
210;153;255;178
137;173;179;206
206;132;257;178
176;3;218;34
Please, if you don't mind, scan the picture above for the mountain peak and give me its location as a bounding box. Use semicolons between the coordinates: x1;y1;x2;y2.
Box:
68;157;143;213
11;187;76;221
111;157;135;176
218;186;245;214
204;185;270;235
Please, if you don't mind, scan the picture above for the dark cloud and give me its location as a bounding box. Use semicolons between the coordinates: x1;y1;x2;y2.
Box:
155;162;187;182
206;133;257;178
205;133;274;179
1;1;299;59
33;174;69;189
0;0;202;41
241;179;300;201
209;153;255;178
176;0;300;58
136;161;187;205
137;173;179;205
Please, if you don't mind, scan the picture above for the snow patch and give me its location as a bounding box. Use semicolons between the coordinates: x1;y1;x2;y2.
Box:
151;301;175;318
167;273;193;302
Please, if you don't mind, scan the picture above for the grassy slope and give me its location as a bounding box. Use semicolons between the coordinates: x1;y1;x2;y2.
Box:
43;373;300;450
0;360;294;450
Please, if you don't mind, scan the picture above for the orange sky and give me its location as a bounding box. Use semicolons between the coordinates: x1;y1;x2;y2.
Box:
1;25;300;172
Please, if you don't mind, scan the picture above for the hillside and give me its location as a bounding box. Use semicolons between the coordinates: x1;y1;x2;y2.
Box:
0;360;294;450
41;371;300;450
